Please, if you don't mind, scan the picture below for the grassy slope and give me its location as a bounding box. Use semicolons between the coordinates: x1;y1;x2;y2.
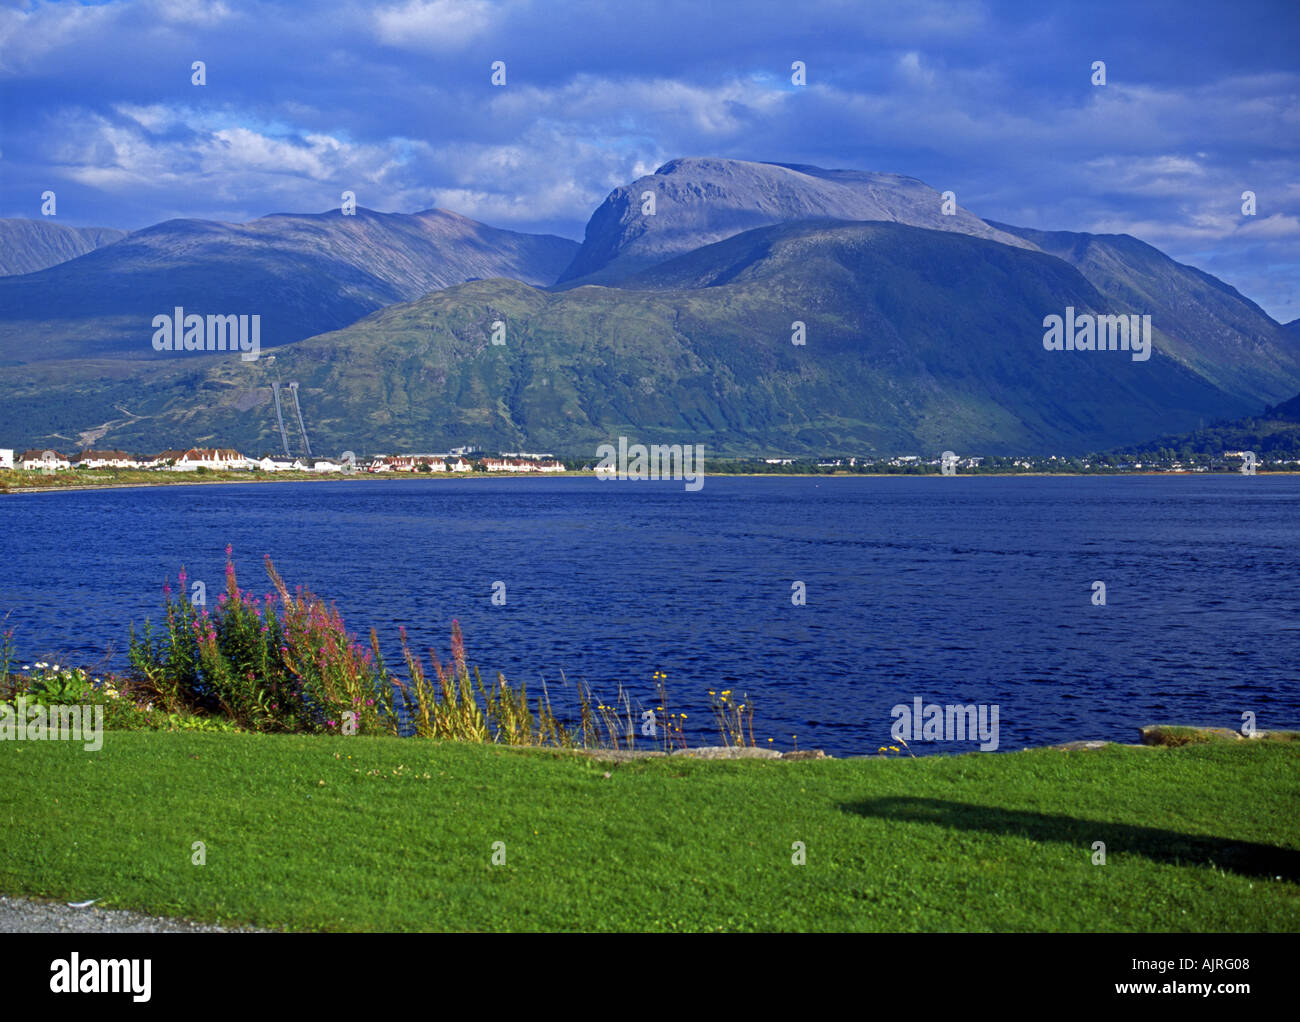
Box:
0;468;282;491
2;733;1297;932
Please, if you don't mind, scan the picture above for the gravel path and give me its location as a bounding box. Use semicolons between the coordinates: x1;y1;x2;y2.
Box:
0;894;264;933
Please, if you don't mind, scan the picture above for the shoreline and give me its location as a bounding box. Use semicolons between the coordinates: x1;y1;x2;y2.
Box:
4;468;1297;495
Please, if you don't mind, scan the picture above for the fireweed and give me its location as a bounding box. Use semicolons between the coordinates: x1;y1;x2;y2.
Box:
128;548;392;734
121;549;737;748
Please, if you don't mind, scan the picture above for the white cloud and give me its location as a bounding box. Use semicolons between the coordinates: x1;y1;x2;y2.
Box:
489;73;789;137
372;0;500;53
147;0;235;27
0;1;117;73
896;51;936;88
114;104;187;133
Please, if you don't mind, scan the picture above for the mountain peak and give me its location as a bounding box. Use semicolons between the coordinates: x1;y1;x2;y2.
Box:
555;156;1032;286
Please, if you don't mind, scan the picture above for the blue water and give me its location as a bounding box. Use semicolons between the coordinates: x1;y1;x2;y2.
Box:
1;475;1297;755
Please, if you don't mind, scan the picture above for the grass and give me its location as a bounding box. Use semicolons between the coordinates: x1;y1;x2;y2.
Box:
0;468;489;493
2;732;1297;931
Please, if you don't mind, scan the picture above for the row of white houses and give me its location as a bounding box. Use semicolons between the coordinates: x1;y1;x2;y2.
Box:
369;454;474;472
369;454;564;473
5;447;257;471
0;446;566;474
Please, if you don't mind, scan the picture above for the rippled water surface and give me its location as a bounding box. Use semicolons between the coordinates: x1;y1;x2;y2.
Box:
2;475;1297;755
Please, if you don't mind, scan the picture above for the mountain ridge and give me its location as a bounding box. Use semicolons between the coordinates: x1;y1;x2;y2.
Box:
986;220;1299;404
0;219;129;276
1;218;1277;458
0;207;578;363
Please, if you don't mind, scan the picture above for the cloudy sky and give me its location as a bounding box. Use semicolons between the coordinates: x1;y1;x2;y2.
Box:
1;0;1297;320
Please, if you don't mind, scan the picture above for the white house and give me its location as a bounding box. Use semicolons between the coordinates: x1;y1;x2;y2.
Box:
72;449;141;469
481;456;564;473
370;455;415;472
252;455;300;472
18;449;71;471
370;454;452;472
0;449;12;470
145;450;188;469
170;448;249;471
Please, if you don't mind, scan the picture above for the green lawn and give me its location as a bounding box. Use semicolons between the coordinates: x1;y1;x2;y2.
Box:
2;732;1297;931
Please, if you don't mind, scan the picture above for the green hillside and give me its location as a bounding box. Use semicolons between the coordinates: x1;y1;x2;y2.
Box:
0;219;1278;458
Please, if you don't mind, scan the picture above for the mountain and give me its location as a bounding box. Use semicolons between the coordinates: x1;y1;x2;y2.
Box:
2;158;1294;459
1109;389;1300;460
0;219;128;276
988;222;1300;406
1;218;1276;458
551;158;1299;409
1268;390;1300;420
554;157;1033;286
0;208;579;363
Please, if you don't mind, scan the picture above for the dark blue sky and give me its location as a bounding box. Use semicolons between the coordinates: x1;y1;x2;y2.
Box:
1;0;1297;319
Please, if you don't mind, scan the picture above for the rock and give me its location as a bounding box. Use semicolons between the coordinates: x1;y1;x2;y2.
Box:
1048;740;1112;751
573;745;827;762
1138;725;1244;747
670;746;781;760
570;748;666;762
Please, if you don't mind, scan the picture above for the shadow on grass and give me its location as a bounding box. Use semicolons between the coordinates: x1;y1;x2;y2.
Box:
841;797;1300;881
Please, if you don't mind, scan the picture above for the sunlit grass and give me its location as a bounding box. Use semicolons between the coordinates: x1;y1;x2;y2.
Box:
2;733;1296;932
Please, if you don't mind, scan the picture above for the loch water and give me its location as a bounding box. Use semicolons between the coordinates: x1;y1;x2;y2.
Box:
2;474;1297;756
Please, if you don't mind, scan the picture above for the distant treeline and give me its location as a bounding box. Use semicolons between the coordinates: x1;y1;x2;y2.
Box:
549;454;1296;475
